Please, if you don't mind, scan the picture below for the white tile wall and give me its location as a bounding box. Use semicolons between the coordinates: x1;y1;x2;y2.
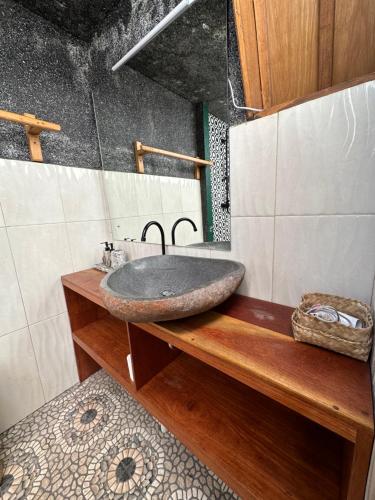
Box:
0;228;27;336
163;212;203;246
230;79;375;308
104;172;203;245
181;179;202;214
66;220;111;271
0;328;45;434
276;82;375;216
231;217;274;300
135;174;163;216
8;223;74;324
166;244;211;259
58;165;108;221
111;216;141;241
29;313;78;402
103;171;138;219
160;176;183;213
0;159;110;432
231;114;277;217
0;160;65;225
0;205;5;227
273;215;375;306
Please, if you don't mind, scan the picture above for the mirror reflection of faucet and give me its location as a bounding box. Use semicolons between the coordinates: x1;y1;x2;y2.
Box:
171;217;197;246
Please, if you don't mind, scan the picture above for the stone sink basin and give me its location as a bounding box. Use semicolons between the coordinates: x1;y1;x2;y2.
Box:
100;255;245;323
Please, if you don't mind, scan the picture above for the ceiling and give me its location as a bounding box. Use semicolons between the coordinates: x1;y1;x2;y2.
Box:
12;0;125;41
12;0;228;120
127;0;228;121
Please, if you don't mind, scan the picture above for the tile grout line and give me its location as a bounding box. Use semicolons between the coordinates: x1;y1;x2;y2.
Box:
3;221;47;403
0;310;68;339
271;113;279;302
232;213;375;218
4;218;111;229
55;164;77;275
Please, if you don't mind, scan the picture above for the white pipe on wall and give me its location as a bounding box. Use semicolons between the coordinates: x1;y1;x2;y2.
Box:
112;0;199;72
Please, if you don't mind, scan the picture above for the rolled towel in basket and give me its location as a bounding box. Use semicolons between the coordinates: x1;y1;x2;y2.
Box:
307;304;363;328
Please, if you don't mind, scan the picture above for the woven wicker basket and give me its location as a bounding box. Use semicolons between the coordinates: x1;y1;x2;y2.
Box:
292;292;373;361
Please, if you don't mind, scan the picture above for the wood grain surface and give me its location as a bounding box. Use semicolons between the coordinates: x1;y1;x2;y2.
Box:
62;269;374;499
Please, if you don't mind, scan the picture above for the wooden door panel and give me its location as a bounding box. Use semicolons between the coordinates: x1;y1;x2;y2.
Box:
333;0;375;83
234;0;375;116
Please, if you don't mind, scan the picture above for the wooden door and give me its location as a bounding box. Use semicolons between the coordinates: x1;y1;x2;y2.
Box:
233;0;375;116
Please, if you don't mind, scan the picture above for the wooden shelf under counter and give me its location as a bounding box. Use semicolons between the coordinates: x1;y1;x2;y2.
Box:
62;268;374;500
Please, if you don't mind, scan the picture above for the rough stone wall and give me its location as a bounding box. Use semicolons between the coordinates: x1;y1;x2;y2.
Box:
0;0;244;170
0;0;100;168
90;0;199;177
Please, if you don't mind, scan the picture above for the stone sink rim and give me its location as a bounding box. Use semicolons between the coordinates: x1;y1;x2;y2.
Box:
99;255;245;323
100;255;245;302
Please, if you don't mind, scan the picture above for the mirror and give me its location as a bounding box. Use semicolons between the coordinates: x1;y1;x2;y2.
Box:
93;0;230;251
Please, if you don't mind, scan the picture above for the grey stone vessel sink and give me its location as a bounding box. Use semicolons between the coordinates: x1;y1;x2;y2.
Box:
100;255;245;323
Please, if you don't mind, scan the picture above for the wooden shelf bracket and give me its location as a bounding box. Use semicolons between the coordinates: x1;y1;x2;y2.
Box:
0;109;61;162
134;140;212;180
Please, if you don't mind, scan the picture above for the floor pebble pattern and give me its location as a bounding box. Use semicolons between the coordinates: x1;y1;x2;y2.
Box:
0;370;239;499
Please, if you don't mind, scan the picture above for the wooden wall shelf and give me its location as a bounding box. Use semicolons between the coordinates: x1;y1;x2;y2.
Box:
62;268;374;499
0;109;61;162
134;141;212;180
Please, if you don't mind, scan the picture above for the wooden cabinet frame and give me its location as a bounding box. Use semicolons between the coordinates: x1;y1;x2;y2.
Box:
233;0;375;117
62;269;374;499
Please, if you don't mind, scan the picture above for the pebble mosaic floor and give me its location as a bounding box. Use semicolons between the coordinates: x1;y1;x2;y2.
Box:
0;370;239;499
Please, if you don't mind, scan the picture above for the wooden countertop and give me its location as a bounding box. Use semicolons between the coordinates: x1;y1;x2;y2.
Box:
62;268;374;442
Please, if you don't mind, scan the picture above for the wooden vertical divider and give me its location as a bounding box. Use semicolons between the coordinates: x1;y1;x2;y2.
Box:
128;323;180;390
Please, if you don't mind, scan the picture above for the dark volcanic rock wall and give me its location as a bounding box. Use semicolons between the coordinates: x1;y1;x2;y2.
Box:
0;0;244;170
92;66;197;177
0;0;100;168
91;0;198;177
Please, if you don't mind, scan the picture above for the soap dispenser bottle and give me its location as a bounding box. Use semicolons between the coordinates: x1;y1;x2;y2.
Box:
101;242;112;268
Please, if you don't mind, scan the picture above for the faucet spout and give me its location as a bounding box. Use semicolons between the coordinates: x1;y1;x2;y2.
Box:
141;221;166;255
171;217;197;245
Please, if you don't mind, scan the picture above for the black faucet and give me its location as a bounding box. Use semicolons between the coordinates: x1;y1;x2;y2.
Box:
141;221;166;255
171;217;197;245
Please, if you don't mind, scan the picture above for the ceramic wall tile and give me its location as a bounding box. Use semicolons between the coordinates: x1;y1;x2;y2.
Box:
230;115;277;217
230;217;274;300
124;241;162;261
8;224;74;324
0;159;64;226
277;81;375;215
58;166;107;221
103;171;138;219
29;313;78;402
0;228;27;336
0;328;45;433
0;205;5;227
273;215;375;307
163;212;203;246
135;174;163;216
160;176;183;214
167;244;211;259
66;220;111;272
111;216;141;241
180;179;202;214
184;212;204;245
137;215;165;245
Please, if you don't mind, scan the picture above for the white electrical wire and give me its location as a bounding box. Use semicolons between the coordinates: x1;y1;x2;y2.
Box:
228;79;263;113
